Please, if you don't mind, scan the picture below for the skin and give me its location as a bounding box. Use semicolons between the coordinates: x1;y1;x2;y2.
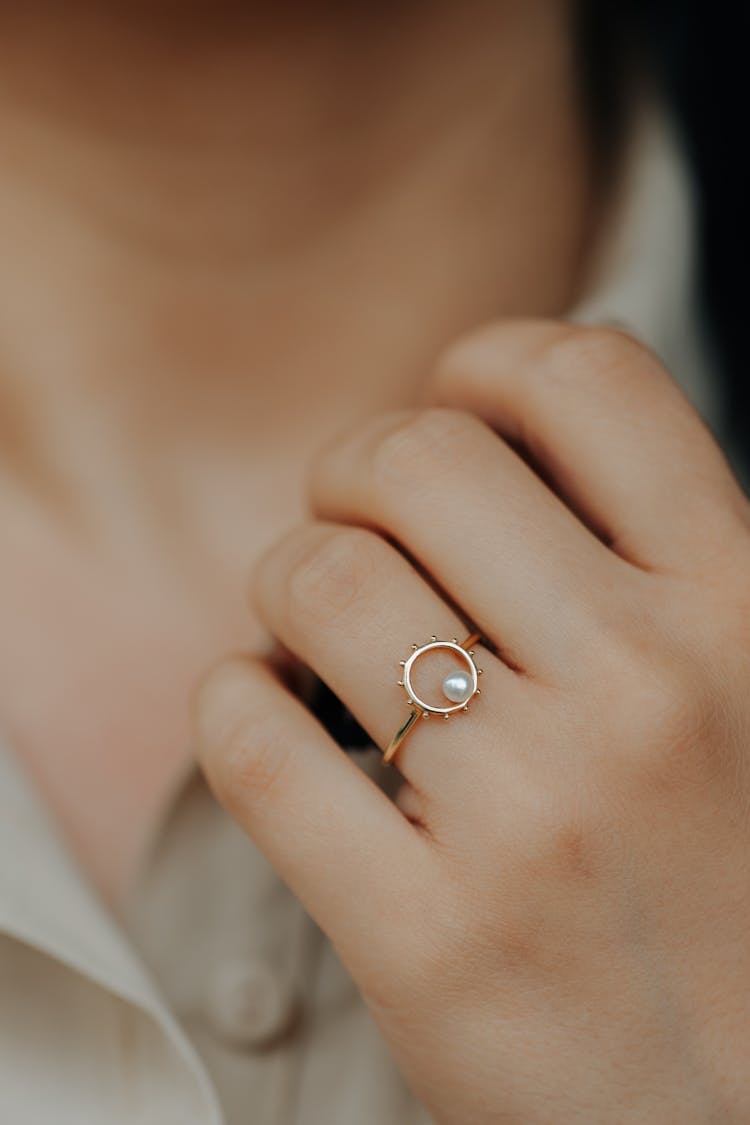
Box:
0;0;594;900
196;323;750;1122
7;2;749;1121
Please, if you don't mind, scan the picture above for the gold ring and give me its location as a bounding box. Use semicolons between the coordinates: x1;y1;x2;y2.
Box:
383;631;483;766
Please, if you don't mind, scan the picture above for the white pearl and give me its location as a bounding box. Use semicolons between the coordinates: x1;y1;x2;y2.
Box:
442;669;472;704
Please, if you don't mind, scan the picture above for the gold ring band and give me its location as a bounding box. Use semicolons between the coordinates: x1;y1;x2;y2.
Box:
383;631;483;766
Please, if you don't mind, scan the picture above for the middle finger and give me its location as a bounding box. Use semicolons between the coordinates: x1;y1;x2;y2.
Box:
252;519;514;795
310;406;619;679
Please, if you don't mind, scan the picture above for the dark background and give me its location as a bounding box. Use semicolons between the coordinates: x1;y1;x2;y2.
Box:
581;1;749;456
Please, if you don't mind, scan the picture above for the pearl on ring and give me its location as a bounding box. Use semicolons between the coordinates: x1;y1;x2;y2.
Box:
442;669;473;704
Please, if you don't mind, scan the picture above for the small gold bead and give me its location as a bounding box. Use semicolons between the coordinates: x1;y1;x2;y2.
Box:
443;714;450;721
397;680;404;686
478;668;484;674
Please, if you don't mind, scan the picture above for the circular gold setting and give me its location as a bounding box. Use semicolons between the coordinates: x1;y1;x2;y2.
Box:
403;639;478;716
383;631;483;766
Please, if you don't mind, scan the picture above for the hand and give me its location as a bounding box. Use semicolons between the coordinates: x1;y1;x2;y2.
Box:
194;320;750;1124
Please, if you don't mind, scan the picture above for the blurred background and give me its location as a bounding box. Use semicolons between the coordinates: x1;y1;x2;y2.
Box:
584;1;749;463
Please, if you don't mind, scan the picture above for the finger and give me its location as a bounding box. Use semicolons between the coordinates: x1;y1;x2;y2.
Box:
251;520;512;792
193;655;434;982
309;405;619;677
428;319;747;572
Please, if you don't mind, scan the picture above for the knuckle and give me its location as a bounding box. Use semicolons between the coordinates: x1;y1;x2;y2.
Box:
526;324;648;400
619;652;729;788
209;705;293;813
542;818;601;884
494;807;618;974
285;526;382;623
195;659;294;813
445;825;597;978
520;788;608;886
369;406;485;489
445;866;535;973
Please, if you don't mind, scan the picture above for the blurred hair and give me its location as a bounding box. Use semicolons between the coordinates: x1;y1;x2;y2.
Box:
578;1;749;454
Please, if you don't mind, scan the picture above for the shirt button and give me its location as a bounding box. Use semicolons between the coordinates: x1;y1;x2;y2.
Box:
204;958;301;1050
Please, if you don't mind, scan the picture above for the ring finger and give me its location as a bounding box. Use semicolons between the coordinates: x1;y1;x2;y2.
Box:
252;519;517;795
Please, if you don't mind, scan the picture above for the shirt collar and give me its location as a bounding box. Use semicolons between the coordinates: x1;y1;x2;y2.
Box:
0;733;224;1119
0;729;162;1001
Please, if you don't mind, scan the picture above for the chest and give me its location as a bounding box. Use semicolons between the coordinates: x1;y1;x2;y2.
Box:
0;477;302;902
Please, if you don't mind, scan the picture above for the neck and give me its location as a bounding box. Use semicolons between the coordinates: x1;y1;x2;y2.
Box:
0;2;603;904
0;1;597;530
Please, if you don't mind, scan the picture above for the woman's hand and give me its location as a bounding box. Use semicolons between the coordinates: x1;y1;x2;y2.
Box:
193;320;750;1124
